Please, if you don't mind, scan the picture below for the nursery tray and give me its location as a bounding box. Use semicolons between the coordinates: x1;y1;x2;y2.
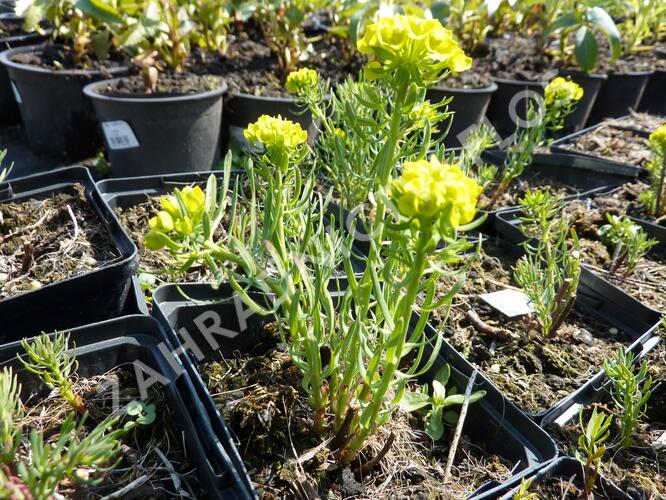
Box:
549;121;651;171
0;315;251;499
498;457;630;499
0;167;138;343
151;280;558;500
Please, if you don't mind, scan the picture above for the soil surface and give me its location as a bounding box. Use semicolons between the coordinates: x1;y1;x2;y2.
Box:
480;173;576;211
15;365;202;498
522;473;613;499
475;35;557;82
545;342;666;499
203;323;513;498
587;181;662;227
439;56;493;89
98;73;224;97
606;112;665;136
556;124;652;167
0;185;119;299
565;197;666;311
199;34;365;97
427;239;628;415
0;20;25;39
10;43;126;73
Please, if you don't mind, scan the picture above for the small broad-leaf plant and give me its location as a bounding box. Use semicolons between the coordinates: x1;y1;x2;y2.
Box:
598;214;657;276
0;333;156;498
145;14;484;466
400;364;486;441
513;189;581;338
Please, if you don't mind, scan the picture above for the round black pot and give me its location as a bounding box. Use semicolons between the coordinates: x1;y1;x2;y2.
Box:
0;1;13;14
557;69;606;134
0;44;129;159
587;70;652;124
84;78;227;177
485;77;545;138
426;81;497;147
0;15;49;124
637;68;666;116
221;92;316;152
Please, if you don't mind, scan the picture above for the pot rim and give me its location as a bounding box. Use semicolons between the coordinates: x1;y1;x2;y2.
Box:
0;44;128;77
432;80;498;94
491;76;548;86
83;76;228;104
557;68;608;80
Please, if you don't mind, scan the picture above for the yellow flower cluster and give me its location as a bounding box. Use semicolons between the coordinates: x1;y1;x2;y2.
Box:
391;156;481;228
244;114;308;151
357;15;471;85
649;124;666;155
285;68;319;95
544;77;584;107
145;185;205;249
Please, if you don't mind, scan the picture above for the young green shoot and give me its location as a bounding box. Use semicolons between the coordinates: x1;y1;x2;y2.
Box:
576;406;612;498
0;150;12;183
0;368;23;466
598;214;657;276
513;189;581;338
641;124;666;219
603;347;653;449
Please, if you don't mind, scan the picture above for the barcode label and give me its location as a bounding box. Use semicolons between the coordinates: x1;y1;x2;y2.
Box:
102;121;140;150
11;81;21;104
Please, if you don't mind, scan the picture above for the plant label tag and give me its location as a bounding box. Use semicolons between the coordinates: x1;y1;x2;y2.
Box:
102;121;140;150
10;81;21;104
479;289;534;317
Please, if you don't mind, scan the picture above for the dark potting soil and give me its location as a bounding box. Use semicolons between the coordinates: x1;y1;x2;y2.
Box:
0;20;25;39
558;124;652;167
588;181;662;226
606;111;666;135
545;343;666;498
203;323;512;499
480;175;574;211
198;35;365;97
0;185;119;300
475;35;557;82
566;198;666;311
520;474;606;499
15;365;203;497
439;57;493;89
10;43;126;73
97;73;224;97
427;239;627;415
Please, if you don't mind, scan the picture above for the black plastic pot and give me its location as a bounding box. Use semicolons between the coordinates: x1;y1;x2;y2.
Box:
550;121;651;171
151;279;559;499
0;315;252;500
0;2;13;13
558;69;607;133
637;68;666;116
485;78;545;138
0;15;49;124
588;70;652;125
426;82;497;147
0;45;129;159
84;78;227;177
498;457;630;499
221;93;316;152
0;167;138;343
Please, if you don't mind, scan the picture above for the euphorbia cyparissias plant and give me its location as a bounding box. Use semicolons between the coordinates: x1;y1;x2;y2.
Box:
146;14;483;465
641;124;666;218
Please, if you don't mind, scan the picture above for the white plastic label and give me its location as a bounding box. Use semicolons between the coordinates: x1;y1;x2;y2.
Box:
11;81;21;104
102;121;140;150
479;289;535;317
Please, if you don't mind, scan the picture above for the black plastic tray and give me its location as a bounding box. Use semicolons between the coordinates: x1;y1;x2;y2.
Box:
151;280;559;499
0;167;138;343
549;121;651;171
498;457;630;499
0;315;251;499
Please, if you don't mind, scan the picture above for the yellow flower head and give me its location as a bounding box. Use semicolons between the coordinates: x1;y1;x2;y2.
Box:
544;77;584;107
649;124;666;155
357;14;471;85
244;114;308;151
391;156;481;228
147;185;205;239
285;68;319;95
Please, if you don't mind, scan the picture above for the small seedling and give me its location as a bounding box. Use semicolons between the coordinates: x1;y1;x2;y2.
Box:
20;332;84;413
0;368;23;466
0;150;11;183
641;124;666;218
513;477;538;500
399;365;486;441
603;347;653;449
513;189;581;337
124;400;157;430
598;214;657;276
575;406;612;498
